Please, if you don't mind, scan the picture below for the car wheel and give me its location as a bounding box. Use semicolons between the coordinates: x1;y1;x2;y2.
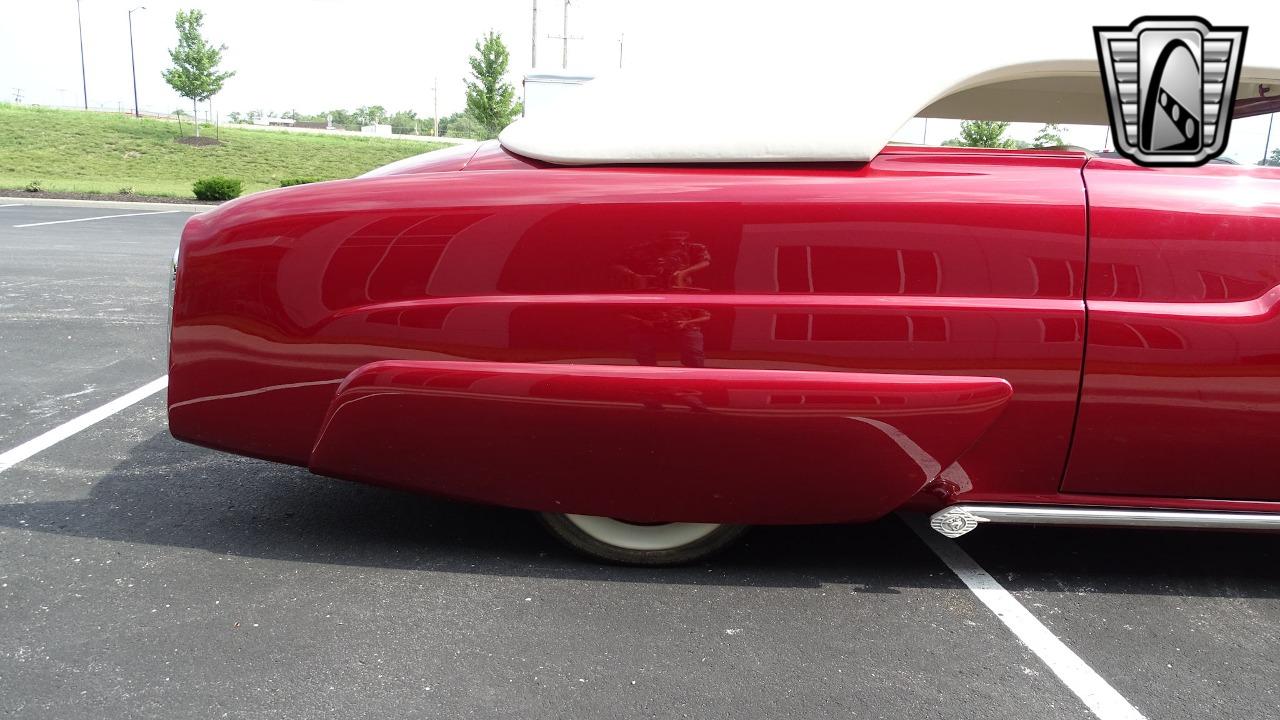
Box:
539;513;747;565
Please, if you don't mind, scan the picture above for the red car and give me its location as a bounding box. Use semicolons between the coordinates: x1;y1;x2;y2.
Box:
168;61;1280;564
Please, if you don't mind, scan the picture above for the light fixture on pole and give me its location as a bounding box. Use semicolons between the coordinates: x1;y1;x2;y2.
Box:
128;6;146;117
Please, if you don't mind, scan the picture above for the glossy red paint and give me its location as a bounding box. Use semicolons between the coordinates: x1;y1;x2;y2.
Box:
1061;158;1280;501
309;361;1011;523
169;145;1095;523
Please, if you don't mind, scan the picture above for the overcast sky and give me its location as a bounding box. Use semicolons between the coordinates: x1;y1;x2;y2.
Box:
1;1;1275;160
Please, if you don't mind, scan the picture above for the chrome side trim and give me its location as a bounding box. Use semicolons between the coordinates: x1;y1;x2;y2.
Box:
928;504;1280;538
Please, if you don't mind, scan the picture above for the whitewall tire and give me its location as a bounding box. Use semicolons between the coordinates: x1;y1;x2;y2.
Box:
539;512;746;565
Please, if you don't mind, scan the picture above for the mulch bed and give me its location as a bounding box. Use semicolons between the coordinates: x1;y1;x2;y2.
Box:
0;190;220;205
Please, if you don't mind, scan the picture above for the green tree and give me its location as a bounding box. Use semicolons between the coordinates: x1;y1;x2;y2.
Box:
161;9;234;138
464;31;521;139
1033;123;1067;148
389;109;420;134
1263;147;1280;166
436;111;467;137
444;113;483;139
323;109;354;130
352;105;389;127
943;120;1019;148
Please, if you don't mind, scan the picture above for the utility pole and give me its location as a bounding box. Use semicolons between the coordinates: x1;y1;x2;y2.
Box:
76;0;88;109
618;33;624;68
1264;113;1275;166
1260;85;1274;166
432;76;439;137
128;6;145;117
546;0;581;70
531;0;537;68
561;0;569;69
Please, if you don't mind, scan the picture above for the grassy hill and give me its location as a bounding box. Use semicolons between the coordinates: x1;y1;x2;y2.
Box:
0;104;449;198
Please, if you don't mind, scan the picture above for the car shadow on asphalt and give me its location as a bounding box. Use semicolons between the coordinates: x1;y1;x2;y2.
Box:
1;430;1277;597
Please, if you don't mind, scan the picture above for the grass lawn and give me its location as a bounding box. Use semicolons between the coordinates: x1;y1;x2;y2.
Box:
0;104;449;198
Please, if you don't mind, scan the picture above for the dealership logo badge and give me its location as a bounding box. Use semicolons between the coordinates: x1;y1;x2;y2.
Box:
1095;17;1247;166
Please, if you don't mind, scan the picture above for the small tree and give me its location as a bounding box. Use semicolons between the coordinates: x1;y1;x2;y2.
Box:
1263;147;1280;167
943;120;1019;148
464;31;521;139
162;9;234;138
1033;123;1067;148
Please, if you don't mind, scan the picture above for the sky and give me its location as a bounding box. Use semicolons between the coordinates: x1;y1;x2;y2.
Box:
1;1;1276;161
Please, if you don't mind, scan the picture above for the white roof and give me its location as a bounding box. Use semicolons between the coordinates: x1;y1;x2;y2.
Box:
500;6;1280;165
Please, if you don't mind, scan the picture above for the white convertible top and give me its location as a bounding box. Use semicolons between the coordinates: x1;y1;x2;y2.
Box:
499;5;1280;165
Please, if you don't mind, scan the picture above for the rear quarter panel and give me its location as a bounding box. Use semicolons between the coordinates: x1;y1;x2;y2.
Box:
169;149;1087;522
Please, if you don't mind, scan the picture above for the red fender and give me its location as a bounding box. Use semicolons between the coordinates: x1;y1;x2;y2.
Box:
309;361;1012;524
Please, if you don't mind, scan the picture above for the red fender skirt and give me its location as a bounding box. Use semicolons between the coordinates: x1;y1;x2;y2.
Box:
309;362;1013;524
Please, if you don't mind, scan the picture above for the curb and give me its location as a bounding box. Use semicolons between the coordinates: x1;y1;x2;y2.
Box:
0;196;213;213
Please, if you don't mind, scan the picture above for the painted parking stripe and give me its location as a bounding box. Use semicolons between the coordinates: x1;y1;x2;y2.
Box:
0;376;168;474
0;203;24;209
904;516;1146;720
13;210;181;228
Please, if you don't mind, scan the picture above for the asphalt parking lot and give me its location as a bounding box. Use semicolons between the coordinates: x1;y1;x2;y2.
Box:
0;200;1277;720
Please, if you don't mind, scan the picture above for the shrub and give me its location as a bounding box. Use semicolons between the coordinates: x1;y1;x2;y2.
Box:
118;186;135;195
192;176;242;201
279;177;322;187
24;180;42;192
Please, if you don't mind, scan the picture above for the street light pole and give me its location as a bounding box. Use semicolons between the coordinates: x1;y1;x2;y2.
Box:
76;0;88;109
128;6;146;117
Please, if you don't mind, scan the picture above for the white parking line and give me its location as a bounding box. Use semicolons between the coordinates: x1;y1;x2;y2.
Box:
0;376;168;474
0;204;24;209
13;210;181;228
905;515;1146;720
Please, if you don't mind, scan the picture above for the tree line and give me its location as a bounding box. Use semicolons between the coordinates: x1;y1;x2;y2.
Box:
942;121;1067;149
162;10;522;140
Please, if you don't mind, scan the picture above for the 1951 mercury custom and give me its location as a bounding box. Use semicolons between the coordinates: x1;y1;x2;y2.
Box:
168;22;1280;563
